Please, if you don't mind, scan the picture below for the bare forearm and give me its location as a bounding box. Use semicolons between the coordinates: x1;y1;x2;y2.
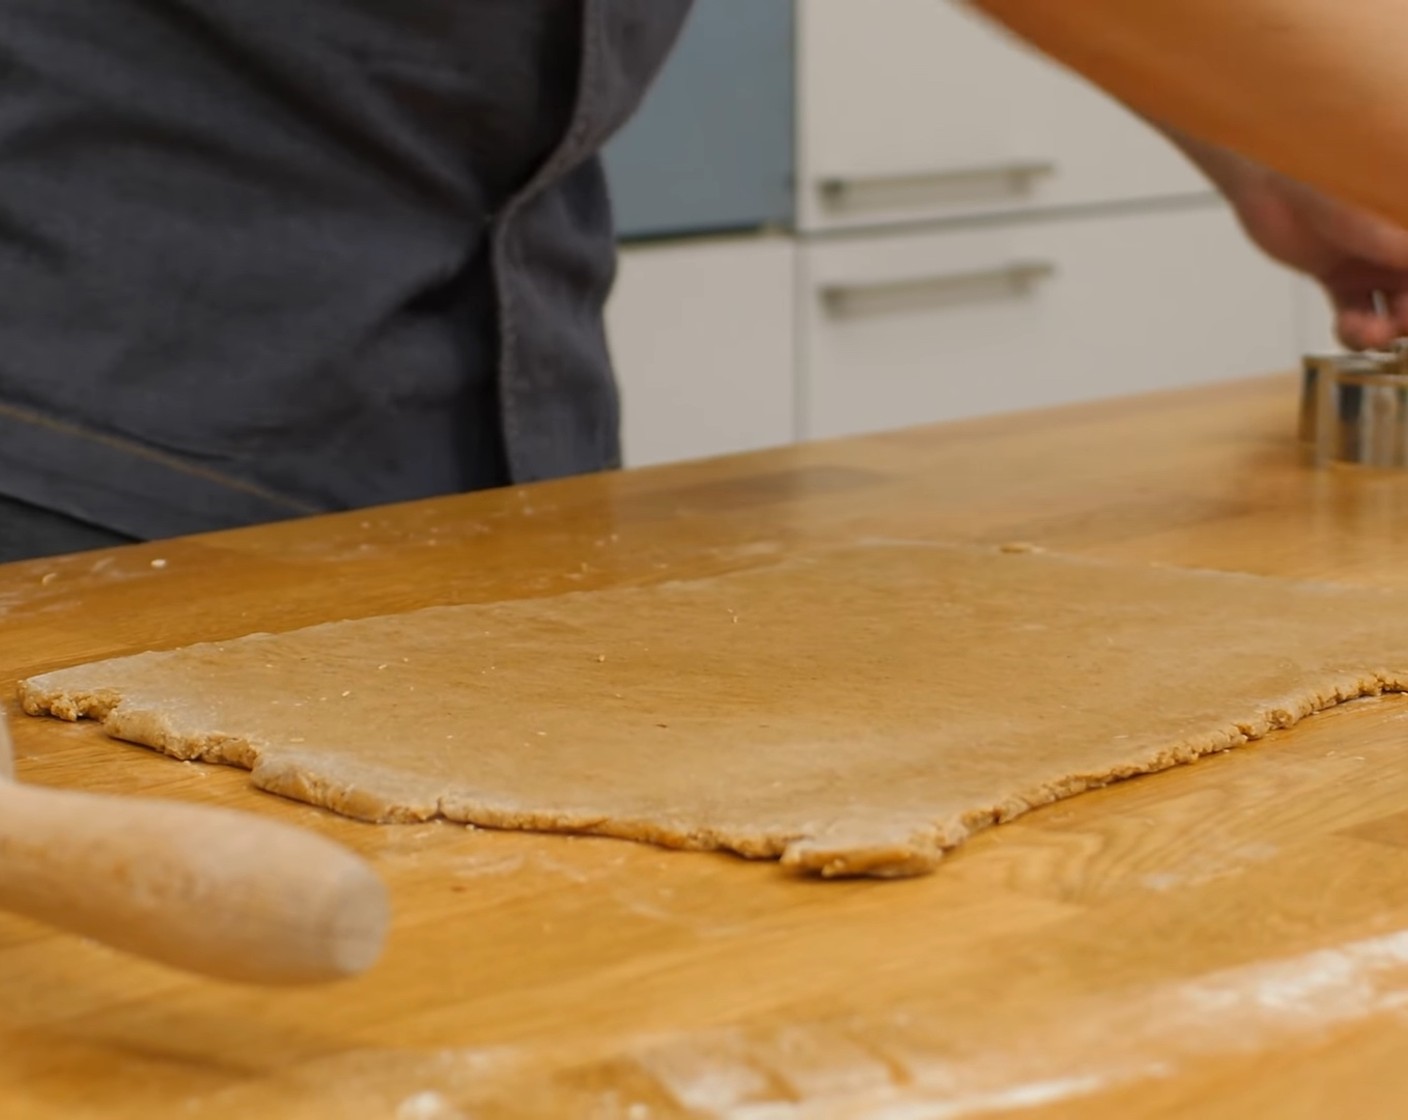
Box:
972;0;1408;227
1151;123;1266;202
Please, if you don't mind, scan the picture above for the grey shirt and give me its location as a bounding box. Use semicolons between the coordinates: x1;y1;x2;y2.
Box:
0;0;692;538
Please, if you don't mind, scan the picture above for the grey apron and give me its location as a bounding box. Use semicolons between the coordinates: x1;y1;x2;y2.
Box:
0;0;692;542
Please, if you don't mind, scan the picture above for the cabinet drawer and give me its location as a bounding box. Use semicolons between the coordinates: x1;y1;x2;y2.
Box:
800;203;1301;439
607;235;797;467
796;0;1208;232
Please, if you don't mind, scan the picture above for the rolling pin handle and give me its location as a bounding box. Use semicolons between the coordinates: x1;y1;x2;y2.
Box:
0;782;390;985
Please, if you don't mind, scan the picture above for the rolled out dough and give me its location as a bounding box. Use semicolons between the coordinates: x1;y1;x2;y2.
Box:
19;542;1408;877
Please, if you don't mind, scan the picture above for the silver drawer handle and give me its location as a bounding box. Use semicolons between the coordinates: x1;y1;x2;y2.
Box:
819;160;1056;212
822;259;1056;318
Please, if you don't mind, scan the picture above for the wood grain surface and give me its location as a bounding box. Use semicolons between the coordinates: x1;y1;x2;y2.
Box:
6;372;1408;1118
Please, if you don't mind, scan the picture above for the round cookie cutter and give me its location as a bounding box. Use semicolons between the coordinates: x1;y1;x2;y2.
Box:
1300;342;1408;467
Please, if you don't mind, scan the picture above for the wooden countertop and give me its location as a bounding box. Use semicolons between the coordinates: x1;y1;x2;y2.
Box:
7;372;1408;1118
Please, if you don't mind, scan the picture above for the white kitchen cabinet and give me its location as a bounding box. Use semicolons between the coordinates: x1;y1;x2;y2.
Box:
606;234;797;467
799;201;1302;440
795;0;1209;232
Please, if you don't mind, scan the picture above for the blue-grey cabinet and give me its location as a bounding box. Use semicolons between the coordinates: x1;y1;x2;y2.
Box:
602;0;795;240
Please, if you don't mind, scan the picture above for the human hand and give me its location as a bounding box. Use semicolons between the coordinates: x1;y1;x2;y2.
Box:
1167;130;1408;351
1225;167;1408;350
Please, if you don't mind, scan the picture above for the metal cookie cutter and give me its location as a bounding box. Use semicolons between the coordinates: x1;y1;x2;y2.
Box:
1300;342;1408;467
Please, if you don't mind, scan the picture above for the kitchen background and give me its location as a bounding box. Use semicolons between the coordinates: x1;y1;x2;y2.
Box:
600;0;1339;468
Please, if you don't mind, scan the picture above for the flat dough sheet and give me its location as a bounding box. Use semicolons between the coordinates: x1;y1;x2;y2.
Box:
19;542;1408;877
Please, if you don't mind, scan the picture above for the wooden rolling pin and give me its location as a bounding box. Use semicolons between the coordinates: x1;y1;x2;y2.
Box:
0;710;389;984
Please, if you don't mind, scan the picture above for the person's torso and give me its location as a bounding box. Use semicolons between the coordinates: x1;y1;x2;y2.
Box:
0;0;691;536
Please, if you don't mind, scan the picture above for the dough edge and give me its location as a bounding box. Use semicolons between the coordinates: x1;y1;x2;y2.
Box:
18;668;1405;879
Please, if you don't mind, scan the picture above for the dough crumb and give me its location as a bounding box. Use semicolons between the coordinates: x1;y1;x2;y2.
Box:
40;572;57;586
149;558;168;569
998;541;1042;554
